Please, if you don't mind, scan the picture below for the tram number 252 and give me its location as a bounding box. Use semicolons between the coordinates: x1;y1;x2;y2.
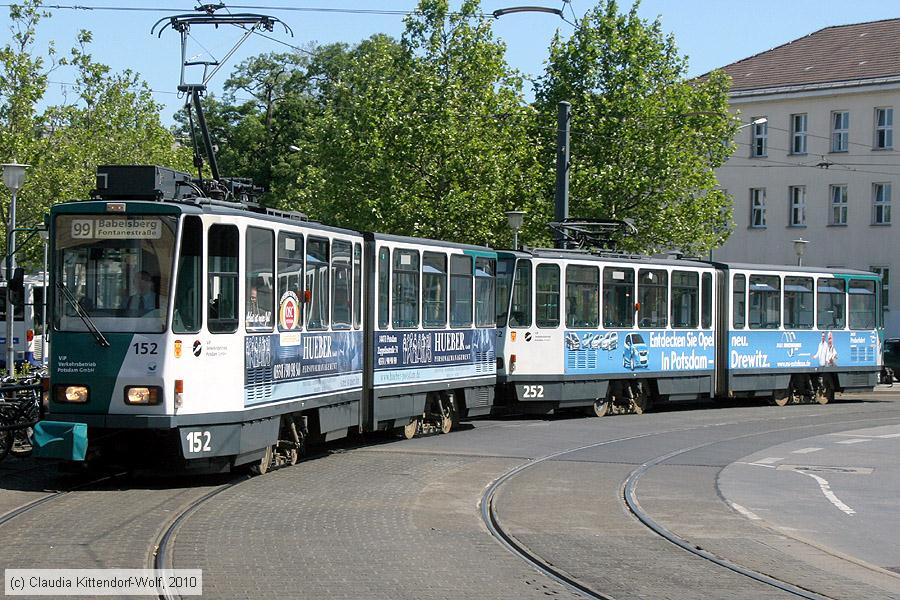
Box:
521;385;544;398
186;430;212;453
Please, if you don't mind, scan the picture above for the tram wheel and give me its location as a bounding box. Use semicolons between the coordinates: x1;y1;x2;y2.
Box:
631;385;650;415
252;445;274;476
587;398;610;417
403;419;418;440
816;377;835;405
772;390;790;407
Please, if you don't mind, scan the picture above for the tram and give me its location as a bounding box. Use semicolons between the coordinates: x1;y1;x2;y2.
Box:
37;166;497;472
0;274;48;368
495;247;882;415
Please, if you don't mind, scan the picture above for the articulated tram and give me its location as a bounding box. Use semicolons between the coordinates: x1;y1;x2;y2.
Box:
35;165;883;473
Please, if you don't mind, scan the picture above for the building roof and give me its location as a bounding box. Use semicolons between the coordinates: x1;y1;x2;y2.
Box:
710;18;900;93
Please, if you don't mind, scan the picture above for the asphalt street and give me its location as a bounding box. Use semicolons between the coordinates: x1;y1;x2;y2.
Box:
1;391;899;599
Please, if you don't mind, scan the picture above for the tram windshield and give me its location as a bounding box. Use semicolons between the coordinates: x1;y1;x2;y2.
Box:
53;214;178;333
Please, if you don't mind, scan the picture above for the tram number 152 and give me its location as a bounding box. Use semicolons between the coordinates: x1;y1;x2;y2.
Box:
186;430;212;453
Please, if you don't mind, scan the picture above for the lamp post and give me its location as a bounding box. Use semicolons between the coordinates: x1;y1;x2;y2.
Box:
505;210;525;250
793;238;808;266
2;161;29;372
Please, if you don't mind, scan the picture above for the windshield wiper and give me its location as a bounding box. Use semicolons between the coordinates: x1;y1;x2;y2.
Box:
55;282;110;347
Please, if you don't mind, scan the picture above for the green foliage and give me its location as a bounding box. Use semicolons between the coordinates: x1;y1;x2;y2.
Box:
535;0;736;254
0;1;191;268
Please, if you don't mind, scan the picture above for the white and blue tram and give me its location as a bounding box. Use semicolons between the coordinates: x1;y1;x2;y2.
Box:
495;249;882;416
37;167;497;471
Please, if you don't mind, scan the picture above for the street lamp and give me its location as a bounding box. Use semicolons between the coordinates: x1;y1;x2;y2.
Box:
793;238;808;266
2;161;29;372
505;210;525;249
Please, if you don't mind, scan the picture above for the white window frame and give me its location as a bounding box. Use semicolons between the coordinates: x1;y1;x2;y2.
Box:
790;113;808;154
875;107;893;149
831;111;849;152
870;265;890;309
789;186;806;227
750;188;766;228
829;184;848;226
751;118;767;157
873;183;892;225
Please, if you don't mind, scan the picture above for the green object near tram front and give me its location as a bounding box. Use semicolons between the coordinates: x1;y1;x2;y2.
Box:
32;421;88;461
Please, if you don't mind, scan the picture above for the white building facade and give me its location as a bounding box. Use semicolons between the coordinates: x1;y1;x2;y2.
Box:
712;20;900;335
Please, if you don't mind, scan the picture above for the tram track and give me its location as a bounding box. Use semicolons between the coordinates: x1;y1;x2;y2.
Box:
480;412;900;600
151;474;250;600
0;470;127;528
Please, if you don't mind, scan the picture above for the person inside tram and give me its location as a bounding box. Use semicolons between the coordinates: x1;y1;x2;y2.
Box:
124;270;158;315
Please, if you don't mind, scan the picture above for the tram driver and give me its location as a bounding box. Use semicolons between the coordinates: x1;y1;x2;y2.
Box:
124;270;158;315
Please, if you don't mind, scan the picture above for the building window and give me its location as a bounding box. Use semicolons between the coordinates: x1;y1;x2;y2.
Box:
830;184;848;225
831;111;849;152
750;188;766;228
870;266;890;309
790;113;807;154
751;117;767;157
875;107;893;149
873;183;892;224
789;186;806;226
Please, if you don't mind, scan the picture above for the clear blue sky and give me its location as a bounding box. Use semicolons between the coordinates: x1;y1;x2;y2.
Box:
4;0;900;124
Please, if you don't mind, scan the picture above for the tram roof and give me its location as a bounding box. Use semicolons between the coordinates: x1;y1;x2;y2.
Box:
497;247;711;268
712;261;877;278
366;231;496;254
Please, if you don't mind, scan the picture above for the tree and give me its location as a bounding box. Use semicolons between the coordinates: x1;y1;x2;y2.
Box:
535;0;736;254
0;1;191;267
276;0;544;247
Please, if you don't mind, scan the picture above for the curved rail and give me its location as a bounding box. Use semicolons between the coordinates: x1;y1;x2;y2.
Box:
482;414;900;600
153;475;249;600
0;471;126;527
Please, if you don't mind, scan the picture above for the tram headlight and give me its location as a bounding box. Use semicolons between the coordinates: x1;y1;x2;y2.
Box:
56;385;89;404
125;386;161;405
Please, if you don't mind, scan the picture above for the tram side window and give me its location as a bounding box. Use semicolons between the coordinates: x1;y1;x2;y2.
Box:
393;249;420;328
671;271;699;329
173;216;202;333
332;239;352;330
306;237;330;330
423;252;447;328
277;232;304;332
535;263;560;328
849;279;877;330
353;243;362;329
496;257;515;327
732;274;746;329
817;278;846;329
603;267;635;328
450;255;473;328
638;269;667;328
749;275;780;329
475;257;496;327
784;276;814;329
378;247;390;329
566;265;599;328
509;259;532;328
701;272;712;329
245;227;274;332
207;224;239;333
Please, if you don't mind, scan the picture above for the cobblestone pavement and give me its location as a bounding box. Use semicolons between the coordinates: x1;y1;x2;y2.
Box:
1;395;899;599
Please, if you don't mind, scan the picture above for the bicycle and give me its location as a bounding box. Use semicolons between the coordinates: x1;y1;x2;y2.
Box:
0;376;43;461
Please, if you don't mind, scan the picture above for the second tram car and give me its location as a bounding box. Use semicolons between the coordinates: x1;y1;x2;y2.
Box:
495;249;883;415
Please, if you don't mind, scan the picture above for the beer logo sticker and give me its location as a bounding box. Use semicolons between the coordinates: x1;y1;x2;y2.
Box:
193;340;202;357
279;291;300;331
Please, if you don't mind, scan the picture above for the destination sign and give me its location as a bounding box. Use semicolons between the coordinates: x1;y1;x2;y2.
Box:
71;218;162;239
